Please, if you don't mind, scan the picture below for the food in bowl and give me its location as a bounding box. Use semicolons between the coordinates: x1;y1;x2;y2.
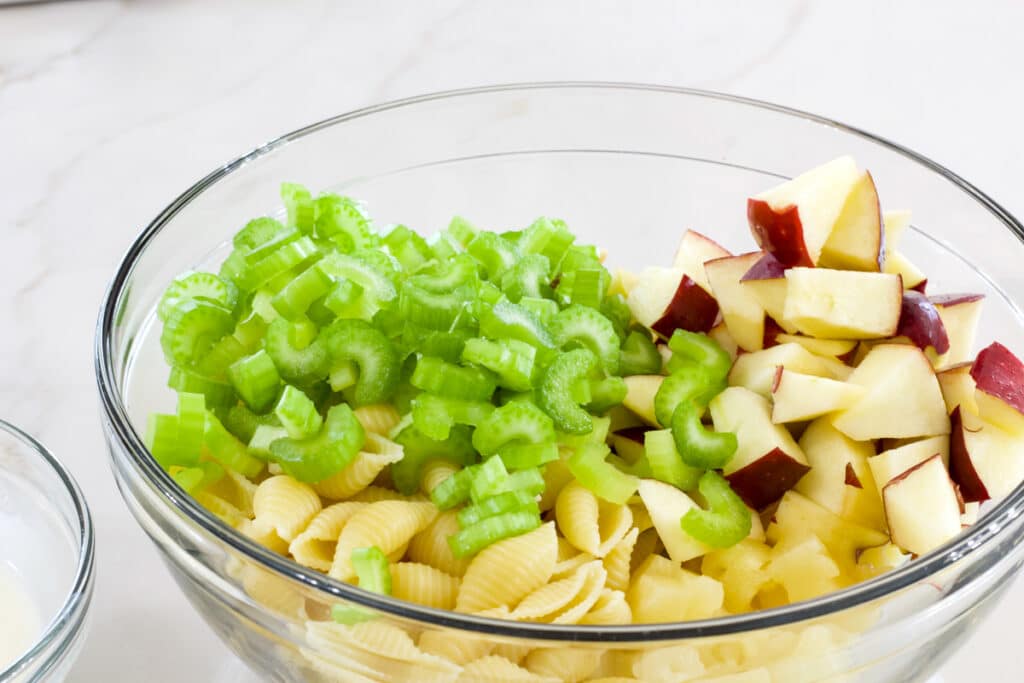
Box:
144;155;1024;631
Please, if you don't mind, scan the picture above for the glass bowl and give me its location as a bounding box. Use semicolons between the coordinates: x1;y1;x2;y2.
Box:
0;420;94;683
95;83;1024;682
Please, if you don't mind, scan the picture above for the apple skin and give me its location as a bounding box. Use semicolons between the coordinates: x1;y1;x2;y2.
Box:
970;342;1024;428
896;291;950;355
651;274;720;337
949;406;991;504
845;463;863;488
910;281;927;294
741;252;788;282
725;447;812;510
763;317;785;348
929;293;985;307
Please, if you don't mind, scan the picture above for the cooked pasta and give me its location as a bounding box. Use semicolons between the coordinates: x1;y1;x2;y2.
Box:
525;647;604;683
252;475;323;543
239;518;290;555
348;485;417;503
510;560;606;625
196;491;249;529
458;655;561;683
456;522;558;614
420;460;462;496
538;456;574;512
631;643;705;683
408;510;472;577
603;527;638;592
555;481;633;558
313;434;404;500
417;606;508;666
289;502;367;571
205;468;259;517
353;403;403;436
578;589;632;626
329;500;438;581
390;562;461;610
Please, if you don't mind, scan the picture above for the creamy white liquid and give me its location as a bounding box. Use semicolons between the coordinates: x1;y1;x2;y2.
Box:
0;561;41;670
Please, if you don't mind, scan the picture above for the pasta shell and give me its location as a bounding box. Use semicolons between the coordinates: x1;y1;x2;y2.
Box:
390;562;461;610
603;527;639;592
457;655;561;683
578;589;632;626
511;561;606;625
252;475;322;543
329;501;438;581
313;434;404;500
525;647;604;683
456;522;558;613
408;510;472;577
555;481;633;557
354;403;402;435
420;460;462;496
289;502;367;571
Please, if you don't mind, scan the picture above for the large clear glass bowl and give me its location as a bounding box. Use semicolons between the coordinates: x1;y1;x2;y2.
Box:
95;84;1024;682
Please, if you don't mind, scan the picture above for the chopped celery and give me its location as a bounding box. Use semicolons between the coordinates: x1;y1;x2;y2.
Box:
315;194;376;251
680;471;751;548
449;509;542;558
500;253;552;303
324;318;401;405
538;348;598;434
390;421;476;494
549;305;620;374
274;385;323;439
480;301;555;351
204;411;264;478
644;428;702;490
228;350;281;412
467;231;520;280
157;271;238;323
458;490;538;527
411;394;494;441
667;329;732;381
160;299;235;367
268;403;364;483
671;401;737;469
566;443;638;505
410;356;496;402
430;467;475;510
263;318;330;383
461;338;536;391
471;401;555;456
281;182;316;234
351;546;392;595
619;329;662;376
653;368;724;428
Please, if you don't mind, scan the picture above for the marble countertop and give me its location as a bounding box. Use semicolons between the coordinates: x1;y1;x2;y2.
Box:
3;1;1023;680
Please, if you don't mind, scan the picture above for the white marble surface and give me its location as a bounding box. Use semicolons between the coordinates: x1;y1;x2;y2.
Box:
2;1;1023;680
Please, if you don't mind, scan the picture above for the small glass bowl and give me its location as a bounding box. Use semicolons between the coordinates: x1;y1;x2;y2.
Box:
97;84;1024;682
0;420;94;682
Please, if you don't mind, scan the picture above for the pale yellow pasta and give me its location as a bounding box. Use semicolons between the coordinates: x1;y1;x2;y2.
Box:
538;455;574;511
313;433;404;500
239;564;306;618
630;528;660;573
354;403;403;435
420;459;462;496
456;522;558;613
492;642;532;664
408;510;472;577
252;475;322;543
205;468;259;517
587;679;641;683
525;647;604;683
289;502;367;571
632;643;706;683
458;655;561;683
578;589;632;626
510;560;606;624
603;527;639;592
349;485;415;503
329;501;438;581
196;491;249;529
551;550;596;581
390;562;461;610
239;518;290;555
304;620;460;683
418;606;508;666
555;481;633;558
627;501;653;533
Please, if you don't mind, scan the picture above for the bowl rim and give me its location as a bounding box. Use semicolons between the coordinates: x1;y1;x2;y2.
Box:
0;419;95;680
95;81;1024;643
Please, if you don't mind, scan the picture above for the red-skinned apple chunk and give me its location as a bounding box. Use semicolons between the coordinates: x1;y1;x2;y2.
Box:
783;268;903;340
970;342;1024;435
896;291;950;355
740;253;798;334
883;454;963;556
622;375;663;426
950;406;1024;503
817;171;884;272
936;362;978;415
930;294;984;367
770;367;865;423
728;342;851;397
626;267;719;336
710;386;810;509
705;252;767;352
868;435;950;500
671;229;731;291
831;344;950;441
747;156;862;267
774;334;857;360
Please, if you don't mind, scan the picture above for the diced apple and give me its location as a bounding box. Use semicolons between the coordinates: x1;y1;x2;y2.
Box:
884;250;927;291
868;435;950;500
856;543;911;580
762;317;785;348
747;156;862;267
740;253;799;334
949;406;1024;503
771;368;865;423
783;268;902;340
930;294;984;367
636;479;710;563
832;344;950;440
767;535;843;603
705;252;767;352
774;334;857;360
628;554;724;622
796;418;885;531
896;291;950;355
728;342;852;397
882;210;912;251
609;427;649;464
701;540;773;613
710;387;810;509
627;267;719;337
622;375;663;426
671;229;732;291
708;322;740;362
817;171;884;272
961;501;980;526
883;454;963;556
607;268;640;299
970;342;1024;435
936;362;978;415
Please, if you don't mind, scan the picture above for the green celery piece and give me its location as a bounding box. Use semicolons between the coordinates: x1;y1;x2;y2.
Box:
567;443;638;505
549;304;620;374
274;385;323;439
351;546;392;595
643;428;702;490
411;394;494;441
461;337;536;392
448;509;541;559
480;301;555;352
203;411;264;478
234;217;286;251
399;281;476;331
518;297;559;325
471;401;556;456
390;421;476;494
263;317;330;383
653;368;724;428
248;424;290;460
457;490;538;528
318;252;397;311
145;413;181;468
469;456;510;502
268;403;365;483
602;295;633;341
667;329;732;382
466;231;521;280
430;467;475;510
500;253;552;303
619;329;662;376
671;400;737;469
496;442;559;470
160;299;236;367
538;348;598;435
680;471;752;548
568;267;606;309
157;271;238;323
227;350;281;412
281;182;316;234
167;366;235;408
239;237;320;292
315;194;377;251
410;356;496;402
585;376;627;414
447;215;478;247
323;318;401;405
383;224;433;272
175;392;207;466
271;264;335;321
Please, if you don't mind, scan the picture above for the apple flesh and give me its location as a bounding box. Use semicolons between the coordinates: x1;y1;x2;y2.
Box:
708;322;740;362
783;268;903;340
770;368;865;423
747;156;862;267
970;342;1024;435
622;375;663;426
705;252;767;352
609;427;650;465
883;454;963;556
930;294;984;367
817;170;884;272
831;344;950;441
636;479;711;563
710;386;811;509
728;342;852;398
774;334;857;360
868;435;950;500
950;406;1024;503
671;229;731;291
627;267;719;336
896;291;950;355
936;362;978;415
740;253;800;335
884;250;927;291
607;268;640;299
882;210;912;251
